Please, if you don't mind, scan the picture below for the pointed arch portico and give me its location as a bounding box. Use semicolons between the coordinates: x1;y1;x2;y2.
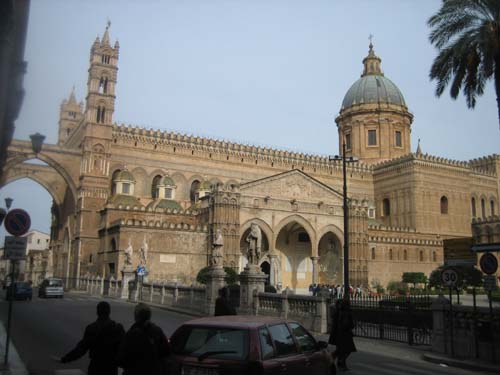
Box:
275;214;317;252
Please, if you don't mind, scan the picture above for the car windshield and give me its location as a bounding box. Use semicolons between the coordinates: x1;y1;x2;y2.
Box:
48;279;63;287
16;282;31;289
171;326;248;361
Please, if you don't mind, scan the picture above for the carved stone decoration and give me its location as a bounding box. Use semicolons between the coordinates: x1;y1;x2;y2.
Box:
210;229;224;267
245;222;262;265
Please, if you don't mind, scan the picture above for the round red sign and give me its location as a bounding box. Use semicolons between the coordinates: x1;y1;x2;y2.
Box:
480;253;498;275
4;209;31;237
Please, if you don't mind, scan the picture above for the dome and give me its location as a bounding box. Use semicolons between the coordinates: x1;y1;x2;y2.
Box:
108;194;142;207
161;175;175;186
340;42;407;111
147;199;182;211
113;169;135;182
341;75;406;110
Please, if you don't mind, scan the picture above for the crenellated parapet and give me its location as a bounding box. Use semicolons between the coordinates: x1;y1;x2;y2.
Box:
368;224;442;246
112;123;373;175
107;218;208;232
469;154;500;175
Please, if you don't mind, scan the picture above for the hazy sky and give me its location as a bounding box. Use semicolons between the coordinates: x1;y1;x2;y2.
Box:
1;0;499;239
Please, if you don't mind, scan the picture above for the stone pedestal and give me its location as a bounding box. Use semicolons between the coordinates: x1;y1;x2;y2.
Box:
205;266;226;315
239;265;267;314
121;266;136;300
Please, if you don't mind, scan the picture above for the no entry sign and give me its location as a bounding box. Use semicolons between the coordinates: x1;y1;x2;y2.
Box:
480;253;498;275
4;209;31;237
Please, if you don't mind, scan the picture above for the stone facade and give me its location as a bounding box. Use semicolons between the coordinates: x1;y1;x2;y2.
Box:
2;26;499;292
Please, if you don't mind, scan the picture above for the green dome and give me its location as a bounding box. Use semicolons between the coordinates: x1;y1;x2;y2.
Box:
341;75;406;110
108;194;142;207
113;169;135;182
162;175;175;186
147;199;182;210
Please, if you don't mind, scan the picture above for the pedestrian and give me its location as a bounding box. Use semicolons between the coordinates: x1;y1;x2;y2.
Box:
328;299;356;371
118;303;171;375
214;287;236;316
55;301;125;375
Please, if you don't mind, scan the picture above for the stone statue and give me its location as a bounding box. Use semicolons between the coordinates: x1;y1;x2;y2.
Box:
210;229;224;267
124;238;133;266
245;222;262;265
139;236;148;266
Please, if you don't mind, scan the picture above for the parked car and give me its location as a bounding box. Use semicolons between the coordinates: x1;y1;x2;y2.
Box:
6;282;32;301
38;278;64;298
168;315;335;375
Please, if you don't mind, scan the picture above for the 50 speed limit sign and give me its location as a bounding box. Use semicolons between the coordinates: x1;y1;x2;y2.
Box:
441;267;459;287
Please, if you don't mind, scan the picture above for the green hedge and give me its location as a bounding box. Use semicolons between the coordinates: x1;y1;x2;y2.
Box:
196;266;238;285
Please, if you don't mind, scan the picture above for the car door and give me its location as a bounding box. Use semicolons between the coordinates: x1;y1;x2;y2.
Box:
288;322;330;374
266;323;302;375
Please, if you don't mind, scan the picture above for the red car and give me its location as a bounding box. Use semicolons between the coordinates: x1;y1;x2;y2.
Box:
168;315;335;375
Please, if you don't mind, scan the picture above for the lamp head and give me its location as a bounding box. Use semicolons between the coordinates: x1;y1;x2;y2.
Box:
5;197;13;210
30;133;45;154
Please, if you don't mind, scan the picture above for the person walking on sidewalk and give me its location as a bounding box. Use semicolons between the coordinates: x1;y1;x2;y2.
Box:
118;303;171;375
329;299;356;371
56;301;125;375
214;287;237;316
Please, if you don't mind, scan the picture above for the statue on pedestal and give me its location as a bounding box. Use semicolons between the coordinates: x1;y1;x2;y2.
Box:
124;239;133;267
210;229;224;267
245;222;262;265
139;236;148;266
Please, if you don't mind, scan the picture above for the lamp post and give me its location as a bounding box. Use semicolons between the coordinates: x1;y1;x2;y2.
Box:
330;141;358;300
29;132;45;154
2;198;13;367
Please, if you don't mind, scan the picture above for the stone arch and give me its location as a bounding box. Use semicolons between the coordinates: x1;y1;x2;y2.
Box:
240;218;274;251
317;224;344;249
317;224;343;284
275;214;317;248
4;152;78;206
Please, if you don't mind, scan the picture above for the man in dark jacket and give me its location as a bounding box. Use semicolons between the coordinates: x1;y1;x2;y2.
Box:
214;287;236;316
118;303;171;375
328;299;356;371
59;301;125;375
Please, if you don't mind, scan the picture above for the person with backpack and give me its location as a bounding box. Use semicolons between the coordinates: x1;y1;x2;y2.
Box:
118;303;171;375
56;301;125;375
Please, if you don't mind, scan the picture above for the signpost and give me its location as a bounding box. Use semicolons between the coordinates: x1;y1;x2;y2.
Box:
441;266;460;357
2;209;31;367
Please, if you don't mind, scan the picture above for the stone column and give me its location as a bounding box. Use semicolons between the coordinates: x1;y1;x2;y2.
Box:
205;266;226;315
311;256;320;285
239;264;267;314
121;266;136;299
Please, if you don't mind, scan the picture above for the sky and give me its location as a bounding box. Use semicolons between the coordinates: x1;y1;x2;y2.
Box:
1;0;499;240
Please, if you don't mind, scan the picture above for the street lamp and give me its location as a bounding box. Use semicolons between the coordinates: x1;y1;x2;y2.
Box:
330;141;358;300
29;132;45;154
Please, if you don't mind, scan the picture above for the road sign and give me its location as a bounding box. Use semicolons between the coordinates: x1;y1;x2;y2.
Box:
484;275;498;292
3;236;27;260
479;253;498;275
4;209;31;237
136;266;146;276
441;267;459;287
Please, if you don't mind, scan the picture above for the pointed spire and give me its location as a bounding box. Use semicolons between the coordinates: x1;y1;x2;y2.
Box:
362;35;383;77
101;19;111;45
68;85;77;104
416;139;422;155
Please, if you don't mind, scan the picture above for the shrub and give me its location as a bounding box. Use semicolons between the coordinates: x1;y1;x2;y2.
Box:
265;285;277;293
196;266;238;285
387;281;408;295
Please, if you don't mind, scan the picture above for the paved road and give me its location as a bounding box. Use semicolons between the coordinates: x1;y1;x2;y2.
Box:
0;291;496;375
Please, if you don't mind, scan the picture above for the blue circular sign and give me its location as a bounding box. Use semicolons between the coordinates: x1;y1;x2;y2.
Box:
4;209;31;236
480;253;498;275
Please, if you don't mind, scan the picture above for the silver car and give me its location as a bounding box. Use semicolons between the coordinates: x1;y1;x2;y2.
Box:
38;278;64;298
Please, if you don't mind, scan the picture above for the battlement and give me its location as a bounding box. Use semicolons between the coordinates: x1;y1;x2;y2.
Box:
112;123;373;174
109;218;208;232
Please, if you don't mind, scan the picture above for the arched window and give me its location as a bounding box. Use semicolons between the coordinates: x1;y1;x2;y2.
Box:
481;198;486;218
491;200;496;216
371;247;375;260
471;197;476;217
403;249;408;261
432;251;437;262
190;180;200;203
440;196;448;214
383;199;390;216
389;249;393;260
419;250;424;262
110;238;117;252
111;169;121;195
99;77;109;94
96;106;106;123
151;175;162;198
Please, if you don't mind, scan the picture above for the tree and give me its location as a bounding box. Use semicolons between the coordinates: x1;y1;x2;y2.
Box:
428;0;500;129
196;266;238;285
402;272;428;289
428;265;483;289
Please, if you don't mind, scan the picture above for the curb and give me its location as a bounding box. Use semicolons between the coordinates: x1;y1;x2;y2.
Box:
422;353;500;373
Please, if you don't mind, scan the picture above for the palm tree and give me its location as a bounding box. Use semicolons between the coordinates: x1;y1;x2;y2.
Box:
428;0;500;129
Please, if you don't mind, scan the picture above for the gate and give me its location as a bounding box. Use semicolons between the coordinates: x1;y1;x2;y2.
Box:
349;295;433;346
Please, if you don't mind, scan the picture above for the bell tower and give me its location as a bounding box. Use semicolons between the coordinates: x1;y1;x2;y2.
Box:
58;87;83;145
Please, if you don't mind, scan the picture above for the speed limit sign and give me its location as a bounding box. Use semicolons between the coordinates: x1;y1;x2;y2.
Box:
441;267;459;287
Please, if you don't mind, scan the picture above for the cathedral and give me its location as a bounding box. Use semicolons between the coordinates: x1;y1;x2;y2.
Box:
3;25;499;293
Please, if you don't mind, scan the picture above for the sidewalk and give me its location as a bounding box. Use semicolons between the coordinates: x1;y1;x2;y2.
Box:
316;333;500;373
0;321;28;375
